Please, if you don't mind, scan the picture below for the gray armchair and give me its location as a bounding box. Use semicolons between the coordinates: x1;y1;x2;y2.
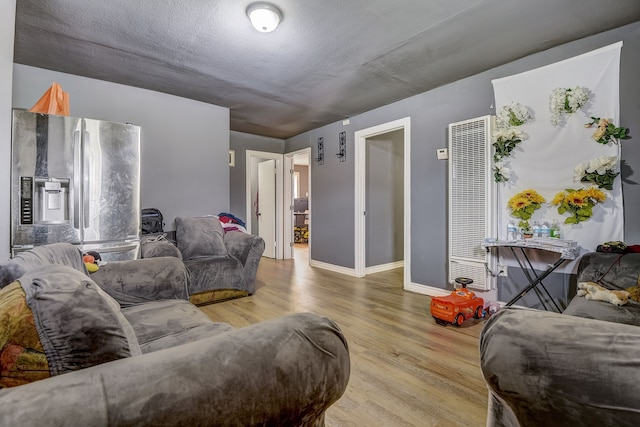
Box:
142;216;265;305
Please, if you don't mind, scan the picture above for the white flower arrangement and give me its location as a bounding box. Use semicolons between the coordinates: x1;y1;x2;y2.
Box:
550;86;590;126
491;128;525;183
492;128;525;144
493;161;511;183
496;103;533;129
574;155;619;190
585;155;617;175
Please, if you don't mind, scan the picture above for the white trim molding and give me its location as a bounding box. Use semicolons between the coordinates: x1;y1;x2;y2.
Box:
354;117;411;292
309;259;358;277
365;261;404;275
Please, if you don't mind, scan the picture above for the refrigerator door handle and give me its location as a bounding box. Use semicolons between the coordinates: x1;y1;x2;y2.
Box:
73;130;81;230
83;130;90;228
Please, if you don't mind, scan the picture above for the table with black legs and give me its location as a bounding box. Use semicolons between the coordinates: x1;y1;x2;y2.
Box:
483;239;581;312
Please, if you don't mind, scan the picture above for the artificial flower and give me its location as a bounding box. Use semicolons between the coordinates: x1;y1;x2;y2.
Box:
584;116;630;144
551;187;606;224
550;86;590;126
507;189;546;222
493;161;511;183
586;155;617;175
496;103;533;129
573;156;619;190
492;128;525;160
492;128;525;183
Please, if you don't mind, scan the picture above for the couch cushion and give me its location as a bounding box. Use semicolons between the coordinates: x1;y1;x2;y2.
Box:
176;216;227;259
18;265;141;375
0;243;88;290
89;257;190;306
0;282;50;388
141;239;182;259
121;299;234;353
576;252;640;290
183;256;244;294
564;295;640;326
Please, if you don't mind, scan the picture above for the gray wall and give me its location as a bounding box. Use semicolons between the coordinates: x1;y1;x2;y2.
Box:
229;131;284;223
0;0;16;260
308;123;357;268
366;129;404;267
285;21;640;296
11;65;230;232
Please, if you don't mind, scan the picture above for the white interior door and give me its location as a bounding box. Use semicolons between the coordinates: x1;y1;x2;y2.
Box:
258;159;276;258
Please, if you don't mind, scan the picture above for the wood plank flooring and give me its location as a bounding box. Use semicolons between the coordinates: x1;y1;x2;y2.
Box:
199;246;488;427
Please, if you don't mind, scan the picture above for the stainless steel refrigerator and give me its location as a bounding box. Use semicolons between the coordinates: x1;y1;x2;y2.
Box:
11;110;141;261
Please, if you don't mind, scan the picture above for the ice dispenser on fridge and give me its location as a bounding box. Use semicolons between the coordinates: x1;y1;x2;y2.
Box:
29;177;70;224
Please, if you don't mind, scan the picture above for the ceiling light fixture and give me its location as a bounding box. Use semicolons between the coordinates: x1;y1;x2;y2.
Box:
246;2;283;33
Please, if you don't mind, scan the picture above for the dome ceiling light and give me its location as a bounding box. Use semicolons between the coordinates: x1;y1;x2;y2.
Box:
246;2;283;33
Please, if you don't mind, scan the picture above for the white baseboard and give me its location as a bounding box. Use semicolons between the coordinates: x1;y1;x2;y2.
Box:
309;259;358;277
404;282;450;297
365;260;404;275
308;261;455;298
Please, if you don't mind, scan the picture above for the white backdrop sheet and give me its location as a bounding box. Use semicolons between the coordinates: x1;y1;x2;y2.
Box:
491;42;624;270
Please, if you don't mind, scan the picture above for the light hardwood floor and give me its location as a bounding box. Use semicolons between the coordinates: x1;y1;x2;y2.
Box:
199;245;488;427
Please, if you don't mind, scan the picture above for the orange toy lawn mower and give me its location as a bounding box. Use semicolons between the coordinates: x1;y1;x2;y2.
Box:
430;277;485;326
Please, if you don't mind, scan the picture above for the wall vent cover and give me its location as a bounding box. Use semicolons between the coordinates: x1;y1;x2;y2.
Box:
448;116;495;291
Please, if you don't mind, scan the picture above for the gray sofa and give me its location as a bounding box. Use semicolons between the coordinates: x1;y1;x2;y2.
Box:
141;216;265;305
0;243;350;426
480;251;640;426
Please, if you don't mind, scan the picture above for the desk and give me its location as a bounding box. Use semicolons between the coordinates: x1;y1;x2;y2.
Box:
294;212;308;226
483;239;580;312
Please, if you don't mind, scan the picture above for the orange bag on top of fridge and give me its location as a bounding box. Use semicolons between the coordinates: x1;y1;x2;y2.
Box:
28;82;70;116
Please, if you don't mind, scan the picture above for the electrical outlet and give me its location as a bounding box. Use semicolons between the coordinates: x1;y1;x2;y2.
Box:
498;265;508;277
436;148;448;160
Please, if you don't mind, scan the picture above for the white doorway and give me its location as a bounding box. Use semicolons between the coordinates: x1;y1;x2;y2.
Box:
354;117;411;290
245;150;284;259
284;148;311;262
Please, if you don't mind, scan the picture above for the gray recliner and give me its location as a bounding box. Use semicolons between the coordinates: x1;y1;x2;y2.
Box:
142;216;265;305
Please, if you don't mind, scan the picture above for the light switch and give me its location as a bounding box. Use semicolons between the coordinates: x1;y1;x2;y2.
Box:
437;148;448;160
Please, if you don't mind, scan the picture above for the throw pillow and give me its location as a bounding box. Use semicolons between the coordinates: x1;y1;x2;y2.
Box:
18;264;141;376
0;281;50;388
176;216;228;259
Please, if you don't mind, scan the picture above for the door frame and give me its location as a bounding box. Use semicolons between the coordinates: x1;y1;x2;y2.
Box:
354;117;411;289
245;150;284;259
284;147;311;260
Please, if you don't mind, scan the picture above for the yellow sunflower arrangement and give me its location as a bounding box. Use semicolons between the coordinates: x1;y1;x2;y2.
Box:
551;187;607;224
507;189;546;231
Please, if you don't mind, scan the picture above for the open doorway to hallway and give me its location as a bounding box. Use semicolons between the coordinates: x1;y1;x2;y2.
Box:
284;148;311;265
354;117;411;289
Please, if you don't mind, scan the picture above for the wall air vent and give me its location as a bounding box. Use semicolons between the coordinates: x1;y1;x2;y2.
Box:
448;115;496;291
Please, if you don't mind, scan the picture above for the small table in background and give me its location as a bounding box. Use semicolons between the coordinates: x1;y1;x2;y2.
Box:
483;239;580;312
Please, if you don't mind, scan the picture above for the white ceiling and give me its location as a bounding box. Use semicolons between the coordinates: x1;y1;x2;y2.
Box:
13;0;640;139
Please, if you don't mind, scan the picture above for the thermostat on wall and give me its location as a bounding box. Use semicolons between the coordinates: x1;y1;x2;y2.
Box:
437;148;448;160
